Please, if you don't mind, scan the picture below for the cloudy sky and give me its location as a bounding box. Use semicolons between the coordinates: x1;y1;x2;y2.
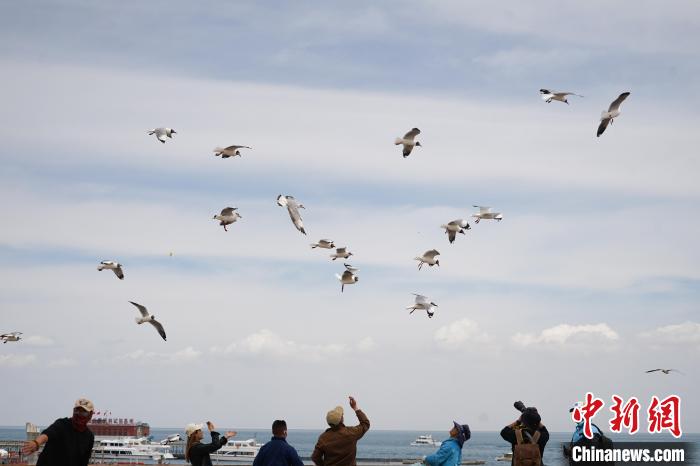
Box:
1;1;699;434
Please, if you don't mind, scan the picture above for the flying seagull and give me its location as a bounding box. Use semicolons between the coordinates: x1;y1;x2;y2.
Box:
277;195;306;235
213;145;252;158
646;369;684;375
213;207;242;231
407;294;438;318
441;219;471;244
597;92;630;137
330;247;353;261
311;239;335;249
472;206;503;223
129;301;167;341
0;332;22;344
414;249;440;270
97;261;124;280
395;127;422;158
539;89;583;105
148;128;176;143
335;263;359;292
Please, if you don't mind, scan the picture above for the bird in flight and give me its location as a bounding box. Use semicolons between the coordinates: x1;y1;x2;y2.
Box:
539;89;583;105
148;127;176;143
414;249;440;270
129;301;167;341
213;207;242;231
395;128;422;158
213;145;252;158
277;195;306;235
97;261;124;280
646;369;684;375
597;92;630;137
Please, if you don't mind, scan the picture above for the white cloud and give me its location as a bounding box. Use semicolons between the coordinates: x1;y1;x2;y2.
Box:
47;358;78;368
513;323;619;348
638;321;700;347
212;329;374;362
22;335;55;347
434;318;490;350
114;346;202;365
0;354;37;367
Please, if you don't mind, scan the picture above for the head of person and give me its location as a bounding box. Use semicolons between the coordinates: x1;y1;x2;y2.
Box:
72;398;94;431
449;421;471;448
185;423;204;462
326;406;344;427
520;407;541;430
272;420;287;438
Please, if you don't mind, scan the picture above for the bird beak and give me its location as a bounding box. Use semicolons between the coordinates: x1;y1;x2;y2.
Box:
436;261;440;266
172;130;177;134
299;205;306;209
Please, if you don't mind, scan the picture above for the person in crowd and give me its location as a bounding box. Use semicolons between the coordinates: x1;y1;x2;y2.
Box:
185;420;237;466
311;396;370;466
253;419;304;466
500;406;549;466
424;422;471;466
21;398;95;466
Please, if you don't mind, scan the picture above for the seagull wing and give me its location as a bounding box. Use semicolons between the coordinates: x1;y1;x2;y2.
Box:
412;294;429;305
341;270;353;280
597;118;611;137
221;207;236;216
645;369;662;373
149;319;167;341
608;92;630;112
424;249;440;259
112;266;124;280
447;229;456;243
336;247;347;254
226;145;252;150
129;301;149;318
403;128;420;140
402;144;414;157
286;200;306;234
554;92;583;98
344;263;358;273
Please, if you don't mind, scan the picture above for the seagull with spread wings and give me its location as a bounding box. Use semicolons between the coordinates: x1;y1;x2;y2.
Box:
335;263;359;292
441;219;470;244
330;247;353;261
646;369;684;375
213;207;242;231
148;127;176;143
407;294;438;318
395;127;422;158
414;249;440;270
213;145;252;158
311;239;335;249
472;206;503;223
1;332;22;344
129;301;167;341
97;261;124;280
597;92;631;137
277;195;306;235
539;89;583;105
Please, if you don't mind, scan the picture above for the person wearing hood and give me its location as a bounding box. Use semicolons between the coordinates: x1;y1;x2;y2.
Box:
185;420;237;466
21;398;95;466
311;396;370;466
500;407;549;466
423;422;470;466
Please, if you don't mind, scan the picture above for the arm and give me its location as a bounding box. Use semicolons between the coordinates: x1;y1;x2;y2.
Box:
346;397;370;439
287;445;305;466
424;442;452;466
21;434;48;456
81;434;94;466
311;441;324;466
192;431;228;454
500;425;516;444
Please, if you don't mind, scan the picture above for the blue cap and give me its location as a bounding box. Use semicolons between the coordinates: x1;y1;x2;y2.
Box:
453;421;471;444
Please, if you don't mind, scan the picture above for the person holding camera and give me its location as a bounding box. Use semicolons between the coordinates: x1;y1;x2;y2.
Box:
500;401;549;466
185;420;237;466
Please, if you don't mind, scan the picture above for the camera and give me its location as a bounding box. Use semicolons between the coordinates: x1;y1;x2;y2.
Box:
514;401;526;413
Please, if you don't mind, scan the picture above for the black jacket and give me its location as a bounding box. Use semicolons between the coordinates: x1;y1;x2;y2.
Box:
37;417;94;466
188;431;228;466
500;424;549;466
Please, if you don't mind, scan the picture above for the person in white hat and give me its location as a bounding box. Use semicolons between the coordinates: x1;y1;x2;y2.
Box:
21;398;95;466
185;420;237;466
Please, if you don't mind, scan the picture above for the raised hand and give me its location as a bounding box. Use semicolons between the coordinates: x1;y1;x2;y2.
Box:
349;396;358;411
207;421;216;431
225;431;237;439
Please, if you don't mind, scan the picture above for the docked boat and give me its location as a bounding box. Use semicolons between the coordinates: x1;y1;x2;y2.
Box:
91;437;175;462
495;452;513;461
410;435;441;447
209;438;262;463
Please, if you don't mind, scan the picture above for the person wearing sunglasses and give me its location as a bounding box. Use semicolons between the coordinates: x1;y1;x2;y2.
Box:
21;398;95;466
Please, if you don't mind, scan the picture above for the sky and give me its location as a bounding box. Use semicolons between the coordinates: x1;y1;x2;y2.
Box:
0;1;699;434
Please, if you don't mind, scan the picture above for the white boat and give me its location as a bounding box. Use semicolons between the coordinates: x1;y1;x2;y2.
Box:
410;435;441;447
495;452;513;461
91;437;175;462
209;438;262;463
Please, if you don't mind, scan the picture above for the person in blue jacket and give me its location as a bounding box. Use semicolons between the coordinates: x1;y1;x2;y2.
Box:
253;420;304;466
424;422;471;466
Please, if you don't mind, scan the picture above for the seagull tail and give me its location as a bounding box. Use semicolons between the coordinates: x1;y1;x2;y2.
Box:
335;273;342;281
310;243;319;248
135;317;143;325
394;138;403;145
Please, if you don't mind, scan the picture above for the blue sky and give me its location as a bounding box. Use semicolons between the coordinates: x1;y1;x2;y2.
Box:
0;1;699;434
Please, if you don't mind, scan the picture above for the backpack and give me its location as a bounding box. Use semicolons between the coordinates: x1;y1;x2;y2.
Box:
514;429;541;466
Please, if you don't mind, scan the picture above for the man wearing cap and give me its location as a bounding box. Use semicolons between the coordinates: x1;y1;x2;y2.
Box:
311;396;370;466
424;422;470;466
21;398;95;466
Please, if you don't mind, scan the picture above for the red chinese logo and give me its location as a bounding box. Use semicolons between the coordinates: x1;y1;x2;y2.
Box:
571;392;604;439
609;395;640;434
648;395;682;438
